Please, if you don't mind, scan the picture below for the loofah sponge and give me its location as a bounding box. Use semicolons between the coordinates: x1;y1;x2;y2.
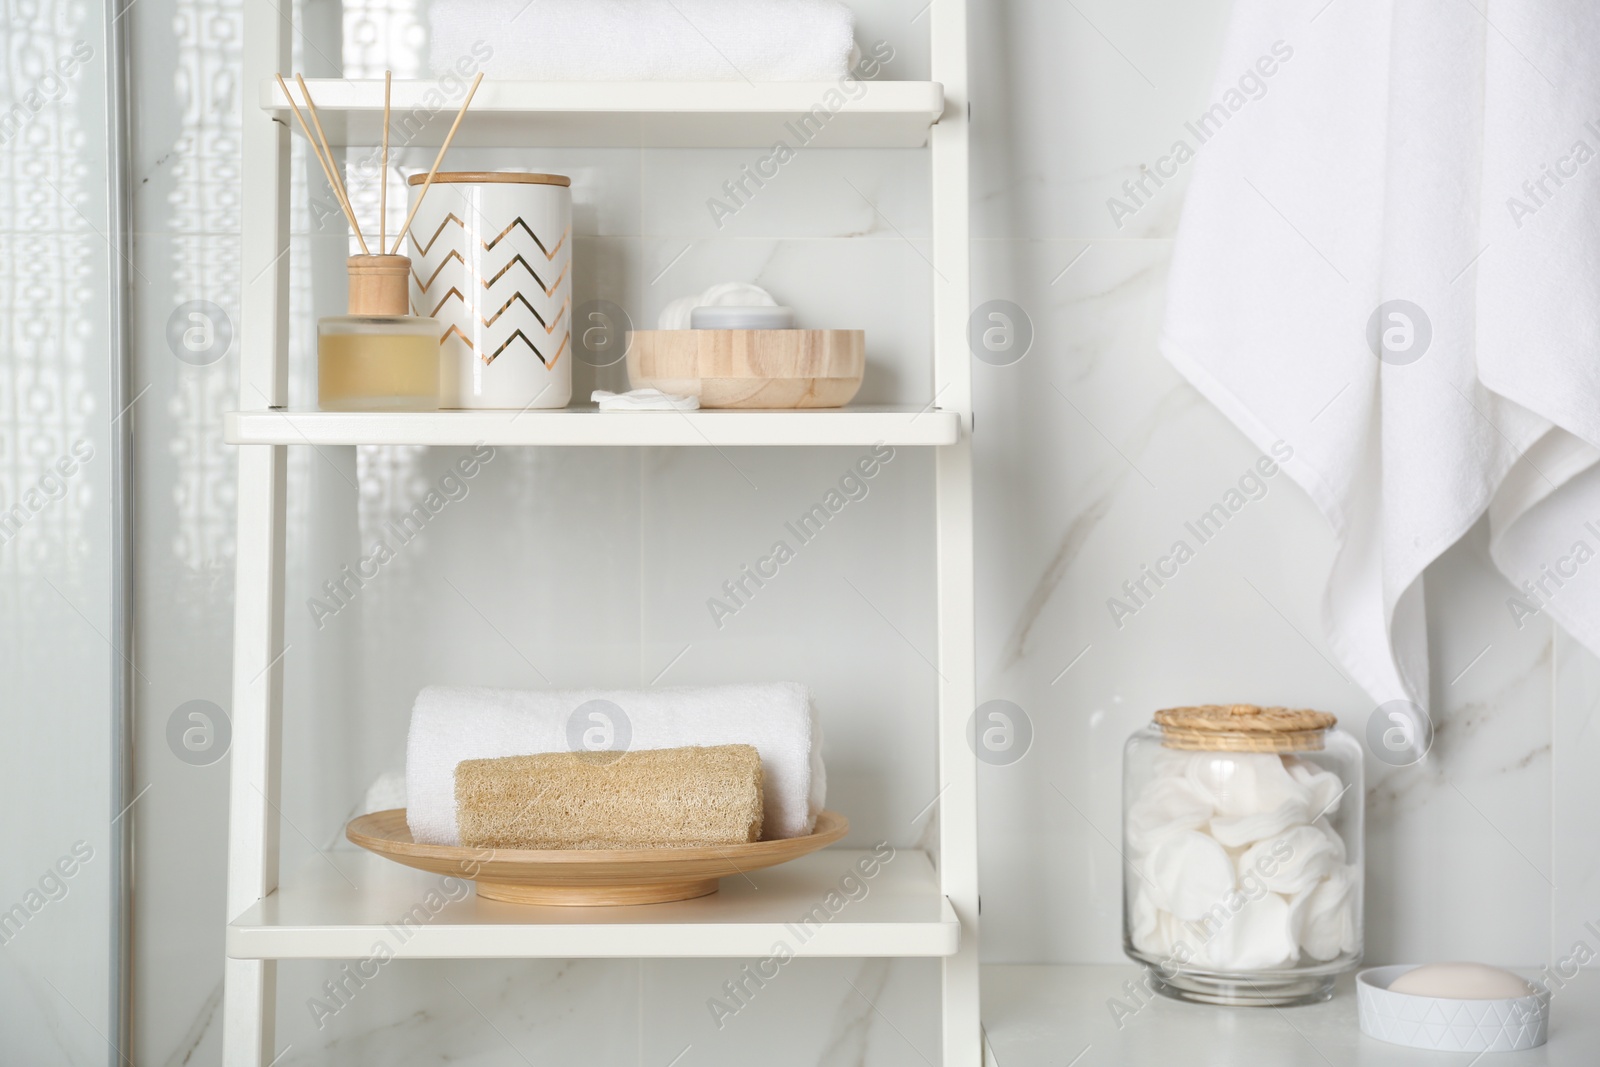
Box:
455;744;764;850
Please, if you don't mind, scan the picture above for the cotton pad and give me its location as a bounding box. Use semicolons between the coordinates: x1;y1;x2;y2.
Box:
1128;885;1171;956
1186;752;1308;816
1290;864;1358;961
1209;796;1312;848
1287;758;1347;818
1241;824;1341;895
1314;818;1347;862
1126;775;1213;854
1192;892;1297;971
1150;746;1202;779
1145;829;1237;921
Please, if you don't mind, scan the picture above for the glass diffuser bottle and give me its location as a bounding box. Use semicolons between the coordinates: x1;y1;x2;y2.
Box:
318;254;439;411
280;67;482;413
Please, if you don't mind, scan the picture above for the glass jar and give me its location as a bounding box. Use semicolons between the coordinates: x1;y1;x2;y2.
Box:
1122;703;1363;1006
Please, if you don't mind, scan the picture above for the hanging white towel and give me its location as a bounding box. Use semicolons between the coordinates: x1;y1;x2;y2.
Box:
428;0;856;83
1161;0;1600;705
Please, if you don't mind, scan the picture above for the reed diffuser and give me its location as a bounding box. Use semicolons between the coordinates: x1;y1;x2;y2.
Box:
280;70;483;411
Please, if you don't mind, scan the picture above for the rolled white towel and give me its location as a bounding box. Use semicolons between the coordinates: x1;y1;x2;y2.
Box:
405;682;825;845
429;0;856;83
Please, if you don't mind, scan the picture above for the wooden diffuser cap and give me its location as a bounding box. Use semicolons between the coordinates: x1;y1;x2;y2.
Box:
347;254;410;316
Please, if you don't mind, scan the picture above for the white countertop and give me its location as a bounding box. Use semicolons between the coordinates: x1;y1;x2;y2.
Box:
981;964;1597;1066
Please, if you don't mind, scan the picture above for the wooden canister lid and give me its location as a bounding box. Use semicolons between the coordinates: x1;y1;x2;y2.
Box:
1154;703;1337;752
407;171;571;187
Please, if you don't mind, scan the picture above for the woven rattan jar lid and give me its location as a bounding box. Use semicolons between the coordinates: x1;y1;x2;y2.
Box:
1154;703;1338;752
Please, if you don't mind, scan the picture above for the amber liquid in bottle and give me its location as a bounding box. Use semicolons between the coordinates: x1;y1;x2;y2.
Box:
317;317;440;412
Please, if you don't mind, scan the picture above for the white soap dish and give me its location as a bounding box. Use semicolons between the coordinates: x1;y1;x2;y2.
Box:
1357;965;1549;1052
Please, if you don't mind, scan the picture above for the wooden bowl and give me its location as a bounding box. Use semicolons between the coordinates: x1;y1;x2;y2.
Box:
626;329;864;409
346;809;849;906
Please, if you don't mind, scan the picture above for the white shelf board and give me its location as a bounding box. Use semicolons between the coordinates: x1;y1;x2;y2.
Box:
223;405;960;447
228;848;959;960
262;78;946;148
981;964;1591;1066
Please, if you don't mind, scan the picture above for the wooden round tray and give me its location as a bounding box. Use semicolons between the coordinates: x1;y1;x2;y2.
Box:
626;329;865;409
346;808;849;906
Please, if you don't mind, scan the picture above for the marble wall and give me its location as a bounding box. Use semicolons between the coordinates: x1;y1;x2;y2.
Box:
117;0;1600;1065
966;0;1580;974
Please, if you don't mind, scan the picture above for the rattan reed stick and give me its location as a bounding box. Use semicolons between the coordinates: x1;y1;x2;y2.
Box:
295;73;370;255
275;74;364;244
390;72;483;255
380;70;391;254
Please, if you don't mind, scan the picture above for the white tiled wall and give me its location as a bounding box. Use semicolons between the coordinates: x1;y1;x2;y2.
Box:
122;0;1599;1064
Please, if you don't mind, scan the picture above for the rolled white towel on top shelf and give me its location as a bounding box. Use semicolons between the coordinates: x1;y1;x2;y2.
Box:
405;682;826;845
428;0;857;83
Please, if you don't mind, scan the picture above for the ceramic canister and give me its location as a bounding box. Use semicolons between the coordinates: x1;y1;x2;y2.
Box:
406;172;572;409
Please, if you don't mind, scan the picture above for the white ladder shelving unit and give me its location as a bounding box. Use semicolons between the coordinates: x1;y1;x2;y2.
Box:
223;3;976;1063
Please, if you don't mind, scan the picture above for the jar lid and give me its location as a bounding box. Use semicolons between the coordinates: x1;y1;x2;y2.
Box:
407;171;571;187
1154;703;1337;752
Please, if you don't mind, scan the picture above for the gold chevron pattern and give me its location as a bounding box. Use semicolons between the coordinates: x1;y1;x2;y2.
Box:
482;292;570;333
409;196;573;377
434;325;568;367
428;287;467;317
484;254;568;296
489;329;568;368
482;219;570;260
412;250;465;294
408;213;466;256
437;324;571;368
411;288;562;331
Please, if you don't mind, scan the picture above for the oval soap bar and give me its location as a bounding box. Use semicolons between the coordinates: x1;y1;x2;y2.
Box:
1388;962;1533;999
